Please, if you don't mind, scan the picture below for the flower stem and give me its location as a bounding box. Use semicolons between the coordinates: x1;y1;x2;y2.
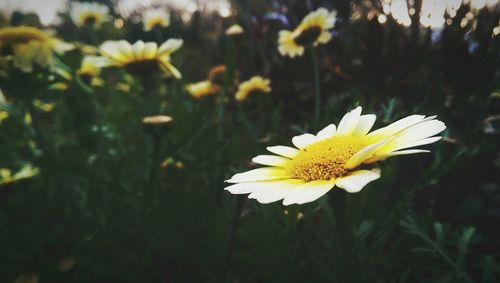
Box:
329;191;358;282
310;45;321;122
222;195;245;282
27;99;46;152
154;26;163;43
217;86;226;140
145;134;162;209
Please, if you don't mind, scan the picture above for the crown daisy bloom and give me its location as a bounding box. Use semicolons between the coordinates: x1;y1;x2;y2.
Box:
235;76;271;101
0;164;39;186
0;26;73;73
95;39;183;78
186;80;219;98
143;8;171;31
225;107;446;205
278;8;336;58
77;56;105;86
70;2;110;28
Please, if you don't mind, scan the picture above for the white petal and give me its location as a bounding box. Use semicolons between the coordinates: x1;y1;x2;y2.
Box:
142;42;158;59
396;136;442;149
283;179;335;205
249;180;303;204
225;182;256;194
391;121;445;146
344;138;391;169
116;40;134;61
132;40;145;59
252;155;290;167
99;41;128;63
336;169;380;193
85;56;113;67
353;114;376;136
316;124;336;140
225;168;289;183
336;106;362;136
366;115;426;142
292;133;318;149
266;146;299;158
375;121;445;154
159;60;182;79
158;39;183;57
364;149;430;163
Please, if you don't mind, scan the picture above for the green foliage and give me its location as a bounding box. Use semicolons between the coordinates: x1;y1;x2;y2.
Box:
0;0;499;282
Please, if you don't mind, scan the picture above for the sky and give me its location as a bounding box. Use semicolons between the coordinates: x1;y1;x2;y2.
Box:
1;0;498;27
0;0;231;24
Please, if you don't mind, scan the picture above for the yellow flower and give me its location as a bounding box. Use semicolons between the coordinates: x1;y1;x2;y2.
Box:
143;8;170;31
225;107;446;205
48;82;69;91
0;164;39;186
33;99;55;112
0;26;73;72
78;56;101;77
74;43;99;55
186;80;219;98
0;89;8;123
278;8;336;57
24;112;32;124
225;24;244;36
95;39;183;78
0;110;8;123
0;88;5;103
207;64;227;85
77;56;105;86
70;2;110;27
235;76;271;101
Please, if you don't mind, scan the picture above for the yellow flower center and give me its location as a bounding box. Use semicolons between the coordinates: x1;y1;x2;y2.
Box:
83;15;98;25
148;18;166;30
287;136;366;181
0;27;48;46
294;26;322;46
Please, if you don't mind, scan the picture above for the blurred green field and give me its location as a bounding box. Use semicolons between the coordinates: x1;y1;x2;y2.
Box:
0;0;499;282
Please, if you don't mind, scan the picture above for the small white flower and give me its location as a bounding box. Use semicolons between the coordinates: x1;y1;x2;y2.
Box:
143;8;171;31
70;2;110;27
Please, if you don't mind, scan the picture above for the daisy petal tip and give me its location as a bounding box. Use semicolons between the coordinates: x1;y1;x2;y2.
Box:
336;170;380;193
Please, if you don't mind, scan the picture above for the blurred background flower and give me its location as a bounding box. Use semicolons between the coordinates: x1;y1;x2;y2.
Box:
69;1;109;28
235;76;271;101
0;26;72;73
95;39;183;78
142;7;170;32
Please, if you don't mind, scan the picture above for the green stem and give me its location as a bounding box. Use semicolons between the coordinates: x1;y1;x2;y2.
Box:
27;100;46;152
237;104;257;142
310;45;321;122
154;27;163;43
140;75;156;115
139;76;162;215
146;135;162;206
217;88;225;140
329;192;358;282
222;195;245;282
